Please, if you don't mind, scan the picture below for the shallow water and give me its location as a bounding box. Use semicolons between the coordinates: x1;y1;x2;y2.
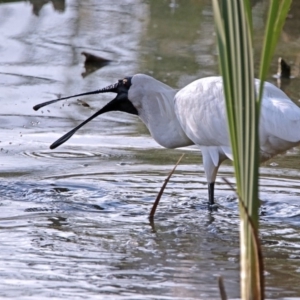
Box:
1;0;300;299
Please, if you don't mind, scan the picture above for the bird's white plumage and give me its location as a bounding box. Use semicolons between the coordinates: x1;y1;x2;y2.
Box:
127;75;300;186
175;77;229;147
129;74;193;148
174;76;300;182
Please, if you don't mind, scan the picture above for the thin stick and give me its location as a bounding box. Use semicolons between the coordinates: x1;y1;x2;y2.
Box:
218;276;227;300
222;177;264;299
149;154;184;219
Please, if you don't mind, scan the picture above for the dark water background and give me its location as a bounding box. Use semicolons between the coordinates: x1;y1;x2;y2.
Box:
1;0;300;299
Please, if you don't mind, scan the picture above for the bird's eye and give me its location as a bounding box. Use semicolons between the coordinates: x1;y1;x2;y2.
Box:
118;77;132;90
122;77;132;89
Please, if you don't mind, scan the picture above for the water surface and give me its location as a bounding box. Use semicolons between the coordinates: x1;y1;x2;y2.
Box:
1;0;300;299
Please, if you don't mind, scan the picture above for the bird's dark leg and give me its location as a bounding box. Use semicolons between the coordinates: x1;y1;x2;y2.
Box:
208;182;215;205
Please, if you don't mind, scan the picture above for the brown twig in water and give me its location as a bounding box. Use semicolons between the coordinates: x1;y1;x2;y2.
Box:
222;177;264;300
218;276;227;300
149;154;185;220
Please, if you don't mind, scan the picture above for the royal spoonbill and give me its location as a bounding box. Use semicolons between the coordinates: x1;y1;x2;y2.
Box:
33;74;300;206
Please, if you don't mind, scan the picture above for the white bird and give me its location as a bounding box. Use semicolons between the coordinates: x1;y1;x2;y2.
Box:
33;74;300;206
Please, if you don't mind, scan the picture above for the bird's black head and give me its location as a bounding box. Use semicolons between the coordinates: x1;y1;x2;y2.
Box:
116;77;132;94
33;76;138;149
100;76;138;116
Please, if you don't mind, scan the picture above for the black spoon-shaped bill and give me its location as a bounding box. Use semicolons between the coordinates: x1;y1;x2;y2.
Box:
50;94;138;149
33;82;118;111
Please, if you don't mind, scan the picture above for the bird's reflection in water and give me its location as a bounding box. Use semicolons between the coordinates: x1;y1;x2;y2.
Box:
28;0;66;16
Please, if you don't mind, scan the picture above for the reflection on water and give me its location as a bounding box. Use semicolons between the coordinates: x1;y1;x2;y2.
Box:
140;0;216;87
1;0;300;299
28;0;66;16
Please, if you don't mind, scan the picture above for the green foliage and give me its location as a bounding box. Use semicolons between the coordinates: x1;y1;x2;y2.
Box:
212;0;292;299
258;0;292;103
